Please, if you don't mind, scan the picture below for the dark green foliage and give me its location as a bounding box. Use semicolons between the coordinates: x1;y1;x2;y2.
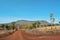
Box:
19;21;40;29
59;21;60;25
6;25;10;30
32;21;40;28
19;23;34;29
11;22;16;30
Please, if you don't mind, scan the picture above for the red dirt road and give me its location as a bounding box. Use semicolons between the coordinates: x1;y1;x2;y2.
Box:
0;30;60;40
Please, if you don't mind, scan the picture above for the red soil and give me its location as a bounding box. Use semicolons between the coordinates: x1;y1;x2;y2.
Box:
0;30;60;40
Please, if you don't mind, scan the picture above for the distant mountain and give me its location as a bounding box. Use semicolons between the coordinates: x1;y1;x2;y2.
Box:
15;20;33;25
3;20;50;27
10;20;49;26
39;20;50;25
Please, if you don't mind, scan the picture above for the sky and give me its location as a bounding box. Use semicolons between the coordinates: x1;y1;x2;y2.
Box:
0;0;60;23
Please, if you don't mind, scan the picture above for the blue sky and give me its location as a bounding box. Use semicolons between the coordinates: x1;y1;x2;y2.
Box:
0;0;60;23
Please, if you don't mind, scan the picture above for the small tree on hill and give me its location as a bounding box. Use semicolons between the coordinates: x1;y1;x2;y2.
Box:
32;21;40;28
11;22;16;30
59;21;60;25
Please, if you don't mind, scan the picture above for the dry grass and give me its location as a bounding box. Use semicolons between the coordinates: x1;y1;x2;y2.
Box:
0;30;15;38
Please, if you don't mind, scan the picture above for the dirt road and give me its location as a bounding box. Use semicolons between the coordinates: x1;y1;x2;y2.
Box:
0;30;60;40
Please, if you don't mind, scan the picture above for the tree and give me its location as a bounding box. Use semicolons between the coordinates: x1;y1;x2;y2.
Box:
26;24;33;29
0;24;5;30
50;13;55;25
5;25;10;30
59;21;60;25
11;22;16;30
1;24;6;30
19;24;33;29
32;21;40;28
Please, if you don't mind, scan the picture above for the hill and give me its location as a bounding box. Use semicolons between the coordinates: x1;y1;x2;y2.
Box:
7;20;50;26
